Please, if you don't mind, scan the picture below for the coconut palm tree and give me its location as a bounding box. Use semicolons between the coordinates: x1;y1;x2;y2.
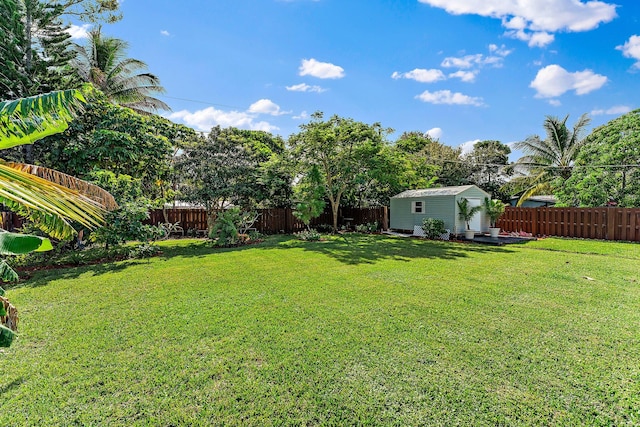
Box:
509;113;590;205
72;27;170;114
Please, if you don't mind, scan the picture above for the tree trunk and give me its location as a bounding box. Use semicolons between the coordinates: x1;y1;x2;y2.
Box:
331;201;339;232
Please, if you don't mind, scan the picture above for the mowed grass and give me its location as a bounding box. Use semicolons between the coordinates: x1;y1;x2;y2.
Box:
1;235;639;426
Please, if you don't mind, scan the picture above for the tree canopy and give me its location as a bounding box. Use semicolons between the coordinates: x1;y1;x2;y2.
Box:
557;109;640;207
289;112;390;231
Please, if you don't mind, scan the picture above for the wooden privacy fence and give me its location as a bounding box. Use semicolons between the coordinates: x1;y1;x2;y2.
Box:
498;207;640;242
147;206;389;234
0;212;22;232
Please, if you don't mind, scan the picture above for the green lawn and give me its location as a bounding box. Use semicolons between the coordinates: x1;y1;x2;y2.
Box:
1;235;639;426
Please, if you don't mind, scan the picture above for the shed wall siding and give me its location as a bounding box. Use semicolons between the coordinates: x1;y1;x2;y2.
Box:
390;196;456;231
390;185;491;234
389;198;413;230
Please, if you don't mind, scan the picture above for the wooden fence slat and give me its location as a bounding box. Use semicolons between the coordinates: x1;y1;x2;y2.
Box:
144;207;389;234
499;207;640;242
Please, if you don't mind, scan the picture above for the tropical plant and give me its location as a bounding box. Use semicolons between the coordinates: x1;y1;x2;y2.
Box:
210;208;241;246
0;88;115;347
509;114;590;205
72;27;169;114
484;198;506;228
457;198;482;231
0;89;116;241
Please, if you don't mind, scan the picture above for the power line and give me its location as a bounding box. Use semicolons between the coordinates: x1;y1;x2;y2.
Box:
161;95;242;110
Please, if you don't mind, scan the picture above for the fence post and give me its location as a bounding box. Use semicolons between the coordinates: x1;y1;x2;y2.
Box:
382;206;389;231
606;208;616;240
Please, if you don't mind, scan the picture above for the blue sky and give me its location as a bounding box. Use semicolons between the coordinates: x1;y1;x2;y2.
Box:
69;0;640;157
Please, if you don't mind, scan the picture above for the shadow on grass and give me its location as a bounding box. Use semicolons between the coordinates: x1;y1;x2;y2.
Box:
10;260;142;290
11;234;516;287
0;377;24;396
270;233;515;265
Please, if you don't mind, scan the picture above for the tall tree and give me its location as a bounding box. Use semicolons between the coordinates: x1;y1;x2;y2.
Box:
394;131;470;188
0;0;77;100
175;126;255;232
27;92;196;203
57;0;121;23
465;140;512;200
509;113;590;205
72;27;170;114
289;112;389;231
557;109;640;207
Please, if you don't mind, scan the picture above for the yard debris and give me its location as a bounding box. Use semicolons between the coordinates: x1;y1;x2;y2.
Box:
582;276;596;281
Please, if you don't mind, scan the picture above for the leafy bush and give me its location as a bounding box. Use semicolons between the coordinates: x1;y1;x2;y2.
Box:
248;230;263;241
129;243;162;259
355;222;378;233
295;229;321;241
210;208;241;246
422;218;446;239
90;202;163;248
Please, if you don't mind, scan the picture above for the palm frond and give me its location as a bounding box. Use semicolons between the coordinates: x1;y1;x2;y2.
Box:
0;162;109;239
3;162;118;210
0;89;85;149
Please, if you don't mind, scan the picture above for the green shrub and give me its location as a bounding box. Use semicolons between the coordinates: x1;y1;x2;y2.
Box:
129;243;162;259
355;222;378;233
295;229;321;241
90;202;163;248
422;218;446;239
210;208;241;246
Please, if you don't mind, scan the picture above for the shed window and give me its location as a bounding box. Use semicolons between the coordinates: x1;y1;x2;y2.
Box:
411;201;424;214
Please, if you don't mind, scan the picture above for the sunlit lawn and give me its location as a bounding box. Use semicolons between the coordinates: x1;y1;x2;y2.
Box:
1;235;639;426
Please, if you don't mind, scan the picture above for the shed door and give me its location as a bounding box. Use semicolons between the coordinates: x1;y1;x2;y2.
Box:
467;198;482;231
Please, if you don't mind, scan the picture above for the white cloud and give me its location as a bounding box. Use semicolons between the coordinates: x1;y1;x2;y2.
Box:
459;139;480;155
616;35;640;68
449;70;477;82
441;54;483;69
416;90;484;106
299;58;345;79
66;24;91;40
168;107;279;133
293;111;309;120
441;49;510;69
160;30;170;36
506;29;555;47
418;0;617;46
489;44;514;56
248;99;290;116
530;64;608;98
426;127;443;139
548;99;562;106
591;105;632;116
286;83;326;93
391;68;445;83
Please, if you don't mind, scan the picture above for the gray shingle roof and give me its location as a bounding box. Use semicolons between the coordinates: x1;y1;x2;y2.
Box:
392;185;477;198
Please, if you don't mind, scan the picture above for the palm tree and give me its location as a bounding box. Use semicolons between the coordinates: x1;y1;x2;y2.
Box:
72;27;170;114
509;113;590;205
